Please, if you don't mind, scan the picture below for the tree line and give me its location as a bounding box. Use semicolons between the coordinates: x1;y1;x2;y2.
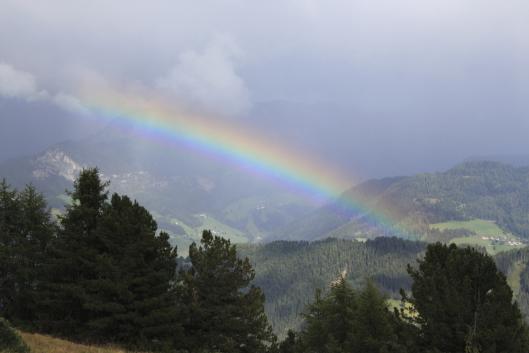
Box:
0;169;273;352
278;243;529;353
1;168;529;352
238;237;424;333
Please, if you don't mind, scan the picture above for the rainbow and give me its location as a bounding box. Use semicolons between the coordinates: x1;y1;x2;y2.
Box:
80;85;409;238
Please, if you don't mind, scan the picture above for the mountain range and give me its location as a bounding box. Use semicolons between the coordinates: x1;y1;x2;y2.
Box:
2;120;529;255
279;161;529;245
0;124;317;252
3;121;529;337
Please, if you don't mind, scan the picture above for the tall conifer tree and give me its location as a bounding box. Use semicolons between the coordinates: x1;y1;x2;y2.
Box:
406;243;529;353
180;230;275;353
0;182;54;324
39;168;108;334
40;168;180;348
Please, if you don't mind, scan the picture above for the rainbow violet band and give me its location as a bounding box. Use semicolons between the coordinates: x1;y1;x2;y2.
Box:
81;86;408;238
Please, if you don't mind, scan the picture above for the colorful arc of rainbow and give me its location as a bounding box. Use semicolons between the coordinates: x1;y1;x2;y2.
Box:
81;88;409;238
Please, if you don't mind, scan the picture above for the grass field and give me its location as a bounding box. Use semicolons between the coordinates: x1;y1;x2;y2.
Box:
194;214;248;243
431;219;505;236
162;213;250;255
19;332;146;353
431;219;526;255
450;235;524;255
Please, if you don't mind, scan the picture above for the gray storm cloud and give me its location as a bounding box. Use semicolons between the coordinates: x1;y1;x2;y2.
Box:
0;0;528;176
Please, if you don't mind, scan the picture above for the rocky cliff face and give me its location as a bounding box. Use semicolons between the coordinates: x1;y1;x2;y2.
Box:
32;149;84;181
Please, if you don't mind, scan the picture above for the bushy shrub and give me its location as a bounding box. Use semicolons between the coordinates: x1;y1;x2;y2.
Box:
0;318;29;353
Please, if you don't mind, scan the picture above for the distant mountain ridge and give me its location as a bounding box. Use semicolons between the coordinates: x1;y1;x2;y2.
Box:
279;161;529;241
0;125;317;251
2;118;529;249
466;154;529;167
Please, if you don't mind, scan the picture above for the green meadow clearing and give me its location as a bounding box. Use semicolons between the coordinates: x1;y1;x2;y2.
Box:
431;219;526;255
431;219;504;236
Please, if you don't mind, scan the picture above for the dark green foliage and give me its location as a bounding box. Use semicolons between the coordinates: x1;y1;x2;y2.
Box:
0;318;29;353
180;230;275;353
406;243;529;353
83;194;180;345
0;181;55;324
239;237;425;334
292;279;413;353
1;171;278;351
38;168;109;334
39;168;180;347
493;247;529;330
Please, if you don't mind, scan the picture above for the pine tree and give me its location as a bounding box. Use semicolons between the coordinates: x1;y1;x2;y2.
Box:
407;243;529;353
13;185;55;323
295;278;412;353
180;230;275;353
39;168;181;348
39;168;108;335
0;180;22;321
298;278;357;353
84;194;180;347
353;281;401;353
0;182;54;324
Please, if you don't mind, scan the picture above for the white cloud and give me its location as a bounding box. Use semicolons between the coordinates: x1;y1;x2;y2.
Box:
156;36;250;117
52;93;90;115
0;62;88;115
0;63;46;100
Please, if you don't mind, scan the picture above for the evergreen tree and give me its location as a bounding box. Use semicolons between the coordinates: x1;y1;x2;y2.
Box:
295;278;412;353
180;230;275;353
406;243;529;353
39;168;108;334
0;182;54;324
353;281;407;353
12;185;55;323
39;168;181;348
0;180;21;320
298;279;357;353
84;194;180;347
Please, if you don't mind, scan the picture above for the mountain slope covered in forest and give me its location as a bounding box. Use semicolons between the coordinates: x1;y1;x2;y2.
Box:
244;237;529;336
279;161;529;245
240;237;425;335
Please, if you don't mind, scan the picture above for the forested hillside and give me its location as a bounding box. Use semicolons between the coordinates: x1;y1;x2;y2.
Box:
239;237;425;335
243;237;529;336
496;247;529;321
281;161;529;242
2;170;529;352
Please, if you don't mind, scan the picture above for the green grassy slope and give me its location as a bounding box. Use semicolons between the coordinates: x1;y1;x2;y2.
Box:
431;219;526;255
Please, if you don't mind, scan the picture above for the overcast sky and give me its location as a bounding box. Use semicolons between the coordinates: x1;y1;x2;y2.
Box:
0;0;528;178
